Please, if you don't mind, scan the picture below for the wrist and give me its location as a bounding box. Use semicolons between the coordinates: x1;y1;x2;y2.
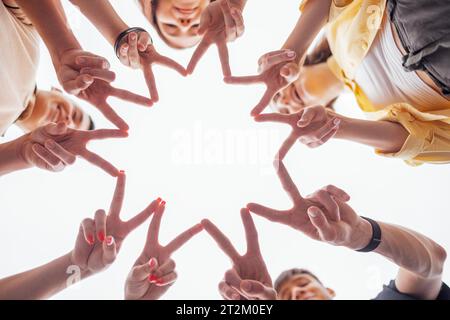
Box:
347;217;373;251
0;135;32;175
67;251;93;280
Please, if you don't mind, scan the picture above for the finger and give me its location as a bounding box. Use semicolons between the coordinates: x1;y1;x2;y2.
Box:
155;54;187;76
240;208;260;254
165;223;204;255
224;269;244;295
119;43;130;66
76;55;110;69
43;122;68;136
231;7;245;37
264;51;297;69
85;128;129;141
131;258;159;281
109;171;126;218
323;185;351;202
217;40;232;77
241;280;276;300
81;218;96;245
81;149;119;177
201;219;240;262
44;140;76;165
155;272;177;287
127;32;140;69
307;207;336;242
311;118;341;141
147;201;166;245
80;68;116;83
154;259;176;278
224;74;264;85
103;235;117;265
280;62;300;83
197;9;212;35
276;132;297;161
124;198;161;235
254;113;291;124
63;75;94;95
274;160;303;203
312;190;340;221
219;281;241;300
137;32;151;52
220;1;237;41
96;102;130;131
94;209;107;242
32;144;65;171
187;38;210;75
297;106;327;127
143;64;159;103
251;87;276;116
317;126;339;145
110;87;153;106
246;203;286;224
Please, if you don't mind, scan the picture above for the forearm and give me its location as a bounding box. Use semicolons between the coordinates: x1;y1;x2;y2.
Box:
334;116;409;153
69;0;128;46
15;0;81;65
0;137;31;176
282;0;332;63
0;252;90;300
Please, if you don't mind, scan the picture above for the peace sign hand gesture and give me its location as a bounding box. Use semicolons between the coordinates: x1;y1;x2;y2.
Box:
71;172;160;275
247;161;351;241
202;209;277;300
225;50;299;116
19;122;127;176
187;0;245;77
125;201;204;300
255;105;341;160
116;30;186;103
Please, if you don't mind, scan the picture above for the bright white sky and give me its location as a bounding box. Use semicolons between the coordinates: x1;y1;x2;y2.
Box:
1;0;449;300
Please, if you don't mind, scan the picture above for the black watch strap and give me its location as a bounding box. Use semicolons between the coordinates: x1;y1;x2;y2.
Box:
357;217;382;253
114;27;151;58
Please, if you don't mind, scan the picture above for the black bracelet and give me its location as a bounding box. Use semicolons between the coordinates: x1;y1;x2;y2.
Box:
114;27;151;58
356;217;382;253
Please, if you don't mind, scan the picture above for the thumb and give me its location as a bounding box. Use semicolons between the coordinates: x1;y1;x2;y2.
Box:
102;235;117;266
44;122;68;136
240;280;276;300
280;63;299;83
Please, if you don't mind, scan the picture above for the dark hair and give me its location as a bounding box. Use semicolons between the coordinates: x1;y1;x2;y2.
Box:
88;117;95;131
274;268;323;293
149;0;216;49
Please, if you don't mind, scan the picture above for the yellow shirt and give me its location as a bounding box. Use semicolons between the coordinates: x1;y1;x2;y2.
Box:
301;0;450;165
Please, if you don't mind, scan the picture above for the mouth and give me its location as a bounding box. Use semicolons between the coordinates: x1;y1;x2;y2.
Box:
175;6;198;15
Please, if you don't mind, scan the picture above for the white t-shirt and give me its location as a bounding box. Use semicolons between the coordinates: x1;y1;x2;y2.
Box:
355;14;450;112
0;2;40;136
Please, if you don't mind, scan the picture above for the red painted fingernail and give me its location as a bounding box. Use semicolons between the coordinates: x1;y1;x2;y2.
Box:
155;280;164;286
148;275;158;283
119;170;125;174
156;197;162;203
106;236;114;246
98;231;105;242
87;234;95;245
149;258;156;268
161;201;166;206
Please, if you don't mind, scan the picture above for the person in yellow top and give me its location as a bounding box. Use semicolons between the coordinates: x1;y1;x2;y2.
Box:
237;0;450;166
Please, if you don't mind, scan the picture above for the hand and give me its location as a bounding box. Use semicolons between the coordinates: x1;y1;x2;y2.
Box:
202;209;277;300
117;30;186;103
125;201;203;300
19;122;127;176
187;0;245;77
305;188;372;250
255;105;341;160
71;172;160;275
247;161;351;241
225;50;299;116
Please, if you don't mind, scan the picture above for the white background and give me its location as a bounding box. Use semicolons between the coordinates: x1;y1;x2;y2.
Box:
1;0;449;300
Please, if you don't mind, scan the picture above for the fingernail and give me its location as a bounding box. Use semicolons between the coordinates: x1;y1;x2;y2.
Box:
231;293;240;300
333;118;341;126
155;280;164;286
130;33;137;41
102;61;110;69
106;236;114;246
156;197;162;203
149;258;156;268
308;208;318;218
45;140;55;148
98;231;105;242
87;234;95;245
241;281;252;292
83;75;93;83
161;201;166;206
148;275;158;283
287;51;296;58
119;170;125;174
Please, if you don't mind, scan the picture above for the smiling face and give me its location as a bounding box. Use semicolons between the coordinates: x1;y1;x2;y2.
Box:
272;62;344;115
277;273;335;300
18;88;92;132
150;0;211;49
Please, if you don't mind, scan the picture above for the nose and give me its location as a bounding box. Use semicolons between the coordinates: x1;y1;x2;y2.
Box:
179;18;192;27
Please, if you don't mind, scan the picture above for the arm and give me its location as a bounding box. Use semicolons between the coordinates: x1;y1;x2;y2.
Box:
0;253;90;300
68;0;128;46
0;137;31;176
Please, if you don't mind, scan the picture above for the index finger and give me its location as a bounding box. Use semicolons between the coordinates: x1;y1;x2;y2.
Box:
155;54;187;76
274;160;303;203
143;64;159;103
187;38;211;75
146;201;166;246
109;171;126;218
201;219;240;262
95;102;130;131
254;113;292;124
165;223;204;254
76;55;110;70
85;129;129;141
110;87;152;107
81;149;119;177
217;40;231;77
240;208;260;254
251;87;277;116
